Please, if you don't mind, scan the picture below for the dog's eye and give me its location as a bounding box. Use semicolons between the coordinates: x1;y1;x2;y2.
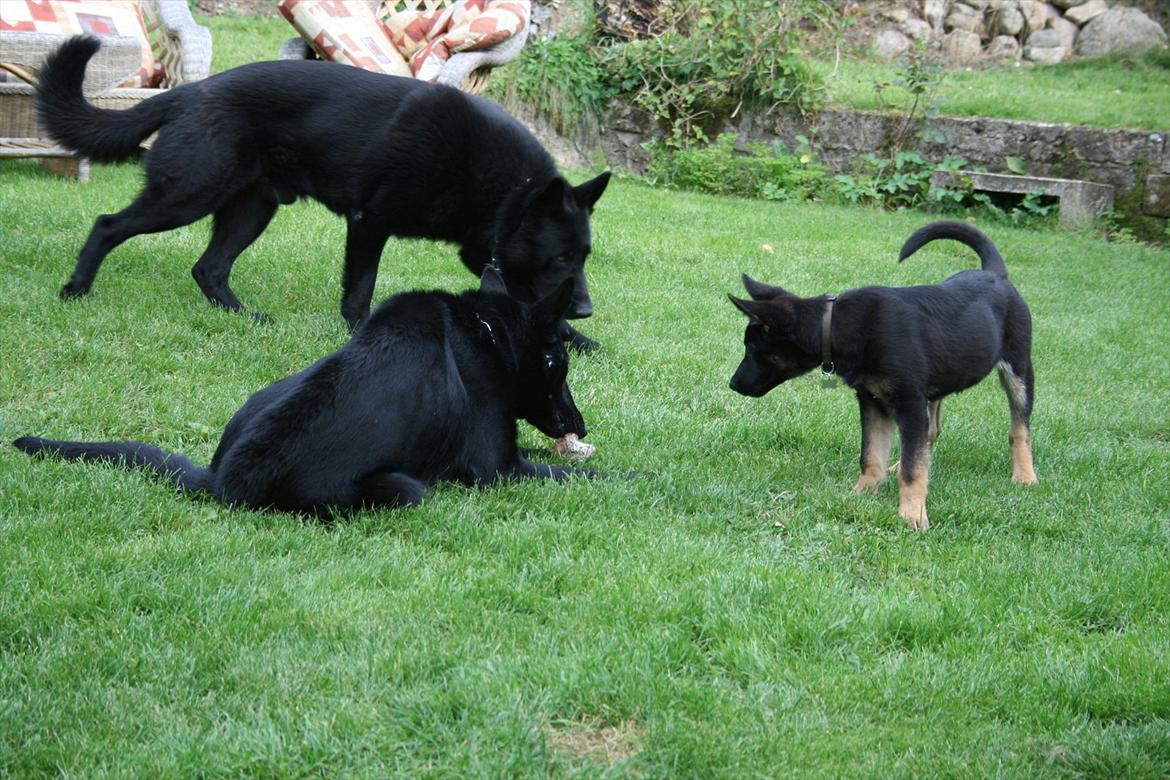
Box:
554;255;569;265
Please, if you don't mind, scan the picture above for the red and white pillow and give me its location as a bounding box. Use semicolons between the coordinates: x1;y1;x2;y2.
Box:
0;0;162;87
278;0;413;78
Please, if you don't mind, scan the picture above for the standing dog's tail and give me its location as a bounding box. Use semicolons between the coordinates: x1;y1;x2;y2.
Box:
898;221;1008;277
13;436;215;494
35;36;180;163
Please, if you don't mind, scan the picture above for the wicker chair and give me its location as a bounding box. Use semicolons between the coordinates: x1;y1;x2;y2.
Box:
278;0;528;96
0;0;212;181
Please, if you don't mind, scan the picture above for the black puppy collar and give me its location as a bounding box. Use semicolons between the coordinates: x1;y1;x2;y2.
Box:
821;295;837;374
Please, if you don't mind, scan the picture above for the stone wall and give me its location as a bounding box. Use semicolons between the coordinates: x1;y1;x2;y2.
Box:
518;102;1170;233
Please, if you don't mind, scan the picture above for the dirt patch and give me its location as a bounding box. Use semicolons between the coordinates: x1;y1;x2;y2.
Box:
546;718;646;767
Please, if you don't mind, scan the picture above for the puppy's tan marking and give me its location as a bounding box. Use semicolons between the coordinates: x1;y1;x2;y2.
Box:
898;452;931;531
854;413;895;493
1010;421;1037;485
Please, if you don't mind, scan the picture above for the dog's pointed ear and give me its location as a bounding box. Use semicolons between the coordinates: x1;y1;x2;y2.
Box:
573;171;611;212
526;177;570;217
728;294;768;325
479;265;508;296
534;278;576;323
742;274;788;301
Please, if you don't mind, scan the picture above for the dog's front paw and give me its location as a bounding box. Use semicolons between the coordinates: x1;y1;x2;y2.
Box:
898;500;930;532
59;280;90;300
852;473;886;493
1011;469;1038;486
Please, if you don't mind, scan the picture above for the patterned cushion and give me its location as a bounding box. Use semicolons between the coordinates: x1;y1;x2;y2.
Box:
0;0;161;87
278;0;412;78
381;0;529;81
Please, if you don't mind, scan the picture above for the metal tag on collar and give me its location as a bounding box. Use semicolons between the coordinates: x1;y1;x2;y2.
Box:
475;313;496;344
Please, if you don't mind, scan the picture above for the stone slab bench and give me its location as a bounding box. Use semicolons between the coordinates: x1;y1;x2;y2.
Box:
930;170;1115;228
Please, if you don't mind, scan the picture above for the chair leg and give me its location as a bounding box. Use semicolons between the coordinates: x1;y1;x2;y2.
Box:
38;156;89;183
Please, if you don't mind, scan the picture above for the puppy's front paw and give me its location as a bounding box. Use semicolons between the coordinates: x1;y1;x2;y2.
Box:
852;473;886;493
1011;469;1037;486
898;499;930;531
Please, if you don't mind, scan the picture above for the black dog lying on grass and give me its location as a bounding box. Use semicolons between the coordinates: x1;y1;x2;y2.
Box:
729;221;1037;531
13;269;596;516
36;36;610;349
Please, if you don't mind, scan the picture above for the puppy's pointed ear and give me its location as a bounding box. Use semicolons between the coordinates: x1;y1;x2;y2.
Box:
573;171;611;212
479;265;508;295
742;274;789;301
534;278;576;323
728;294;768;325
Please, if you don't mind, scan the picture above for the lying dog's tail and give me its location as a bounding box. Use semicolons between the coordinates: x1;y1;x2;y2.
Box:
898;221;1008;277
35;36;180;163
13;436;215;494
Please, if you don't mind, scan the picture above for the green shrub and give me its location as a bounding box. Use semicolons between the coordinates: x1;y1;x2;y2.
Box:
647;133;829;202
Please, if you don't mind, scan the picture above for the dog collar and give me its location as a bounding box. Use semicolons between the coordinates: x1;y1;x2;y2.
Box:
475;312;497;345
821;295;837;374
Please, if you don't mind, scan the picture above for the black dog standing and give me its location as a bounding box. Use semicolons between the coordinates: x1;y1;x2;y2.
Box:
14;269;596;515
729;221;1037;530
35;36;609;349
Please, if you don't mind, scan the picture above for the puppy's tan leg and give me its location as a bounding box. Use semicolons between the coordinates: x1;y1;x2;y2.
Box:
898;450;931;531
998;360;1037;485
1009;420;1037;485
853;394;895;493
895;403;931;530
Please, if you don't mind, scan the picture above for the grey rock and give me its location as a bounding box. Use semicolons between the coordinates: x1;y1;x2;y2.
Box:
923;0;949;31
1048;15;1078;50
993;6;1027;36
967;0;991;9
874;29;914;58
1017;0;1050;32
1026;44;1068;63
1076;7;1169;58
1026;28;1062;47
1142;174;1170;218
986;34;1023;58
901;17;934;41
1064;0;1108;26
1050;0;1089;7
882;6;913;23
941;28;984;61
946;4;985;33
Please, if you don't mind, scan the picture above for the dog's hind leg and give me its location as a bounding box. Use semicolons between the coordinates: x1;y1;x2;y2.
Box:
352;472;428;510
191;186;278;318
997;359;1037;485
895;400;932;531
854;392;895;493
60;193;211;300
340;218;391;330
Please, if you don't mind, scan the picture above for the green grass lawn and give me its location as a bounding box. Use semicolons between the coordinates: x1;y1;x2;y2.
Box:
1;158;1168;776
814;50;1170;131
2;11;1169;777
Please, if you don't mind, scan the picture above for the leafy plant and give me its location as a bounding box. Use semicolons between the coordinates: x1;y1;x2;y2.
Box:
599;0;830;145
646;133;829;202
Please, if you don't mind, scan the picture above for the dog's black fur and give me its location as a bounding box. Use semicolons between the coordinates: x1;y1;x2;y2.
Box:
729;221;1036;530
36;36;610;347
13;269;596;516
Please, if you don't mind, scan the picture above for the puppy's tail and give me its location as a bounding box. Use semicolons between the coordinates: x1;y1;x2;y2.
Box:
898;221;1008;277
13;436;215;495
35;36;180;163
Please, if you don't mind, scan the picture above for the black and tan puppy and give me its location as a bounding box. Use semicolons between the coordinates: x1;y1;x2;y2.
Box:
13;269;594;516
729;221;1036;530
35;36;609;348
